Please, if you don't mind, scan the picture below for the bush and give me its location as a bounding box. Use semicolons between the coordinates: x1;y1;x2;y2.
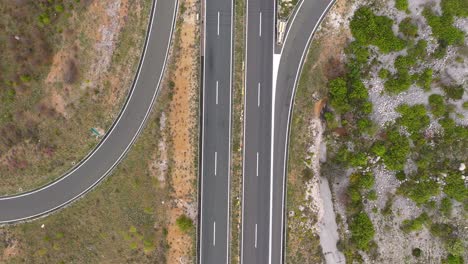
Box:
445;254;464;264
329;78;350;113
346;41;370;65
440;197;452;217
399;17;418;38
418;68;433;91
412;248;422;257
444;172;468;202
401;212;429;233
176;215;193;233
350;172;375;190
350;7;405;53
463;101;468;109
367;190;377;201
396;104;430;136
443;85;464;100
428;94;446;117
385;71;412;94
398;178;440;204
441;0;468;17
381;129;410;171
349;212;375;251
395;0;408;11
378;68;390;79
395;171;406;181
424;7;465;46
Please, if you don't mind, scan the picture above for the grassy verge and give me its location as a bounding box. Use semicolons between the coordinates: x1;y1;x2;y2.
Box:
230;0;246;263
0;79;174;263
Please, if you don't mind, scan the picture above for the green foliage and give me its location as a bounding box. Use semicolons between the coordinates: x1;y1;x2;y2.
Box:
384;71;412;94
395;55;417;72
417;68;433;91
412;248;422;257
444;172;468;202
423;7;465;46
350;7;405;53
440;197;452;217
348;78;369;102
447;238;464;256
396;104;430;136
367;190;377;201
378;68;390;79
398;178;440;204
399;17;418;38
445;254;464;264
443;85;464;100
175;215;193;233
428;94;446;117
349;212;375;251
441;0;468;17
20;74;32;82
371;142;386;157
430;222;454;238
54;4;64;13
395;171;406;181
401;212;429;233
381;129;410;171
463;101;468;109
350;172;375;190
357;118;372;132
395;0;408;11
38;13;51;25
329;78;350;113
346;41;370;66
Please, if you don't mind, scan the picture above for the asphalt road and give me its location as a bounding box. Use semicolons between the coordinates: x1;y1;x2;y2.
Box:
271;0;335;263
241;0;274;263
199;0;233;262
0;0;177;223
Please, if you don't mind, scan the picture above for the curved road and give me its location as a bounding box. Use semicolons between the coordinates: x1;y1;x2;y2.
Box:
0;0;178;223
271;0;335;262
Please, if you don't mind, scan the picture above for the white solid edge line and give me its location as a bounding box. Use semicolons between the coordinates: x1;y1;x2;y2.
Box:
0;0;166;202
255;223;258;248
240;0;249;261
199;0;207;261
0;0;178;224
227;0;233;262
269;0;276;263
278;1;337;263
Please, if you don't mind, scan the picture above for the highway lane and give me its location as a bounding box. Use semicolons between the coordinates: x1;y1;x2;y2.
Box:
241;0;274;263
199;0;233;262
271;0;336;263
0;0;177;223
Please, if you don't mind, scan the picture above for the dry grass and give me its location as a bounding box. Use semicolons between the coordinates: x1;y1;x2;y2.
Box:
0;0;151;195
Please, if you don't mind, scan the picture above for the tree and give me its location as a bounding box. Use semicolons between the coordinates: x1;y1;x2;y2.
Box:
329;77;350;113
428;94;446;117
395;0;408;11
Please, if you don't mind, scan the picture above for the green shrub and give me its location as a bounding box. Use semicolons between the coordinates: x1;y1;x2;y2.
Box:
441;0;468;17
378;68;390;79
395;171;406;181
417;68;433;91
444;172;468;202
346;41;370;65
395;55;417;72
395;0;408;11
176;215;193;233
38;13;51;25
329;78;350;113
396;104;430;136
430;222;454;238
412;248;422;257
348;78;369;102
367;190;377;201
399;17;418;38
350;7;405;53
349;212;375;251
349;152;368;167
443;85;464;100
381;129;410;171
401;212;429;233
445;254;464;264
463;101;468;109
398;178;440;204
440;197;452;217
54;4;64;13
447;238;464;256
424;8;465;46
385;71;412;94
350;172;375;190
428;94;446;117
